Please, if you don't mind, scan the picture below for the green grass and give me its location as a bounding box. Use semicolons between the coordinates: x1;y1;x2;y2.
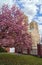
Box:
0;53;42;65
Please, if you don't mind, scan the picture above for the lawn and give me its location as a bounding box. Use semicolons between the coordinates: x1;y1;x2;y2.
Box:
0;53;42;65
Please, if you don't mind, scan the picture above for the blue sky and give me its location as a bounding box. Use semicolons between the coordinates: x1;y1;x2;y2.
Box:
0;0;42;35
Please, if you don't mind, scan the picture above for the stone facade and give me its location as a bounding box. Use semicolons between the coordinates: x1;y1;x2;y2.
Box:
28;21;40;49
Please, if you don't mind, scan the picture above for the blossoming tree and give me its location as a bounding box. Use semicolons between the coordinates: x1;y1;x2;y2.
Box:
0;4;32;53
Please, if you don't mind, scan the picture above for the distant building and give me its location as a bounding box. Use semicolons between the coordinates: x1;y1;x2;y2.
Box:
28;21;40;49
5;47;15;53
40;36;42;44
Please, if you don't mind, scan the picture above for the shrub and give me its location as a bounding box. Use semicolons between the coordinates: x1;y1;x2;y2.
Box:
0;47;7;52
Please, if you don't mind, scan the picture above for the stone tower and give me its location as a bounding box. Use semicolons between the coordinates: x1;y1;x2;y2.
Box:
28;21;40;49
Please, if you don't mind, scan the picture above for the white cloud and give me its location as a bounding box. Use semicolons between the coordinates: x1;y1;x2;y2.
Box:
37;0;42;4
15;0;42;20
23;4;37;16
0;0;15;8
0;0;9;7
37;17;42;24
40;5;42;14
16;0;39;4
15;0;42;23
15;0;38;22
